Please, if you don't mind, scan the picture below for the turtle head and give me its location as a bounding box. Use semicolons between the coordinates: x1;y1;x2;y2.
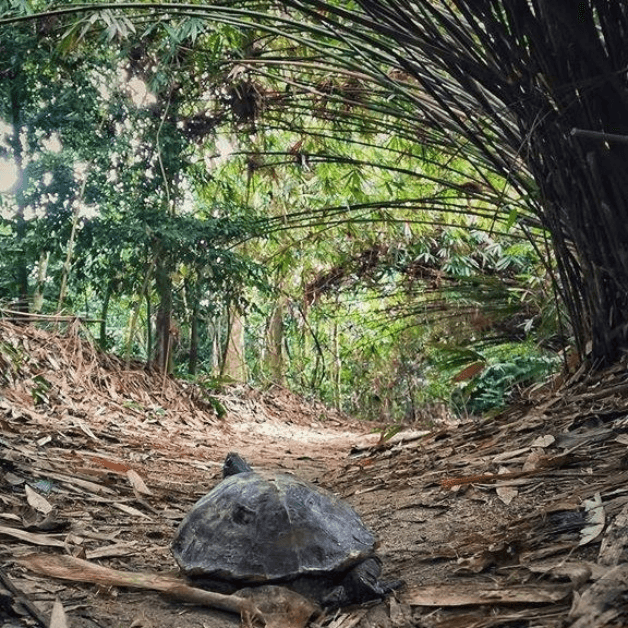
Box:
223;452;253;477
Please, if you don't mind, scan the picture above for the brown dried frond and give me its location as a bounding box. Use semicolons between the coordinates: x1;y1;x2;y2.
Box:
304;244;388;305
246;152;264;175
228;79;266;124
181;111;223;141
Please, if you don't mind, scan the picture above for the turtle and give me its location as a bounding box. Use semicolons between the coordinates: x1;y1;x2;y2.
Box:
171;452;400;608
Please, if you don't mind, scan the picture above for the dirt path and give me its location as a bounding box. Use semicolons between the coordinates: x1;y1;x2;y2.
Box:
1;344;387;628
4;321;628;628
0;379;543;628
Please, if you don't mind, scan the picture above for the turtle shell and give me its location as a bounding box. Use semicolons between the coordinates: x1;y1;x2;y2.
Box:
171;470;375;582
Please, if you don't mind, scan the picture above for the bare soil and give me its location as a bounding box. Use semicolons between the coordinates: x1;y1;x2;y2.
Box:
2;320;628;628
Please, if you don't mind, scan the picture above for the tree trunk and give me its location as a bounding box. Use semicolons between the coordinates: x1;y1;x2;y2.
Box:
189;310;199;375
57;177;88;312
125;259;155;365
154;259;173;373
186;277;200;376
99;281;113;348
265;297;285;385
146;291;153;362
10;89;28;313
32;251;49;313
331;316;341;409
209;316;221;376
222;305;247;382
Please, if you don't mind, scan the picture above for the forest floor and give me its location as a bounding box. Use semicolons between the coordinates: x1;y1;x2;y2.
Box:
2;319;628;628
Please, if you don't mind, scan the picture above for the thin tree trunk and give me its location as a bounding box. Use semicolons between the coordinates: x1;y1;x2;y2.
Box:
99;281;113;348
206;317;219;376
154;258;173;373
189;309;199;375
9;89;28;313
186;277;200;375
32;251;49;313
57;181;86;311
146;291;153;362
332;316;341;409
222;305;247;382
125;258;155;365
265;297;285;385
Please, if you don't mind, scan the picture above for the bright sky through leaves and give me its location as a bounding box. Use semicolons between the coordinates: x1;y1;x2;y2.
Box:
0;159;18;193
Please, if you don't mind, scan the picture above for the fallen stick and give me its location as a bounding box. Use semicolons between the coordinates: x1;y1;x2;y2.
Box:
15;554;260;621
0;566;49;627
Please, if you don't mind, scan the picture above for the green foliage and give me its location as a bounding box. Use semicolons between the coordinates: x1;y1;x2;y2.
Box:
0;9;123;305
30;373;51;405
0;1;570;418
0;338;25;385
450;346;560;416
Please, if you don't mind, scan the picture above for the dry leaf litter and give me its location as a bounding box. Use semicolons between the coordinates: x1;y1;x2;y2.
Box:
1;319;628;628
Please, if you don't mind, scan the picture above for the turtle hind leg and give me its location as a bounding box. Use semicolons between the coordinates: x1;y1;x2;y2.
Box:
379;577;405;594
322;557;402;608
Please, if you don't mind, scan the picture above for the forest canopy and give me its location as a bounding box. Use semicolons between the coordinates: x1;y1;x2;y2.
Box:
1;1;624;421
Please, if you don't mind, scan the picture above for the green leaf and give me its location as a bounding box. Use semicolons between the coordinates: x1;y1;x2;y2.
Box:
505;206;518;231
